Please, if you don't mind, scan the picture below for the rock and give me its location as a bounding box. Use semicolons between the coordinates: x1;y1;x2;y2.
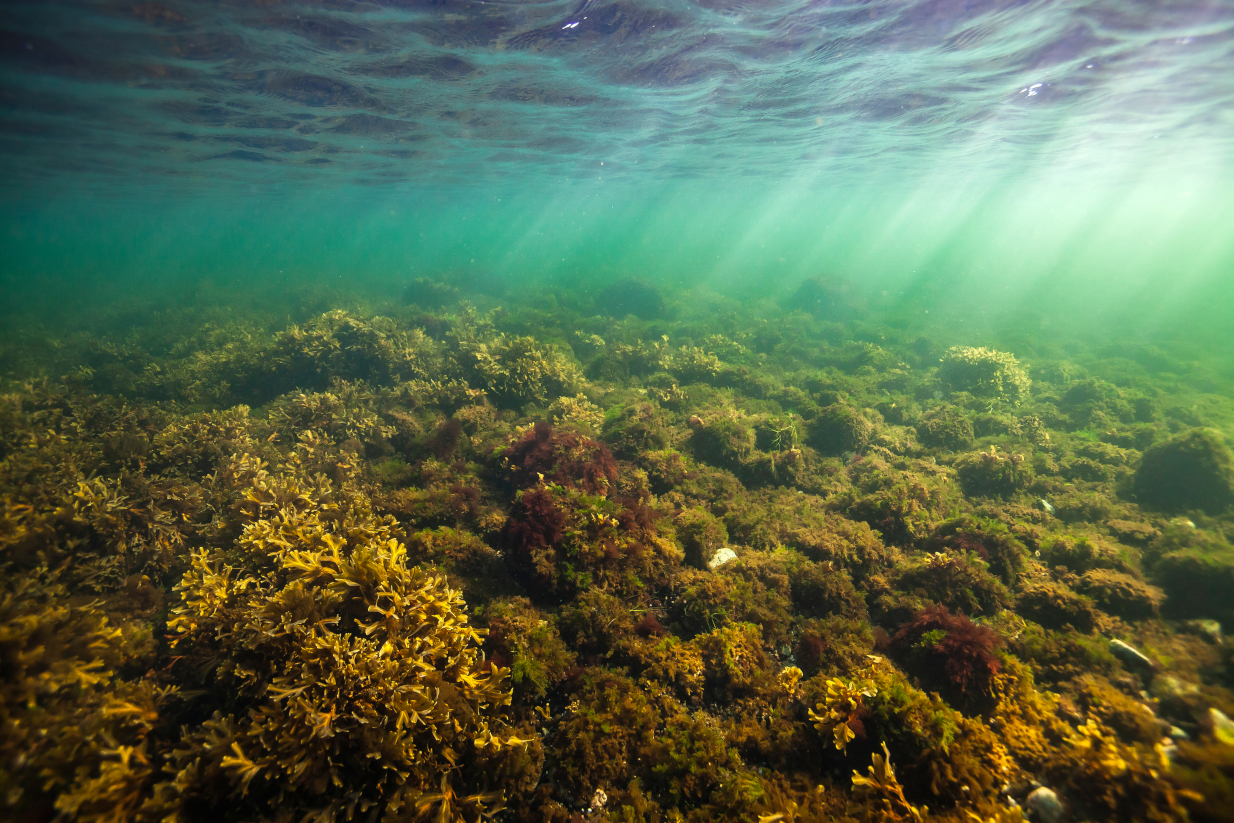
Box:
596;278;665;320
1153;675;1201;703
1133;428;1234;514
1026;786;1063;823
1181;619;1223;644
809;403;873;455
708;547;738;570
1210;708;1234;746
1153;529;1234;626
1109;639;1154;670
787;275;864;322
1169;725;1190;740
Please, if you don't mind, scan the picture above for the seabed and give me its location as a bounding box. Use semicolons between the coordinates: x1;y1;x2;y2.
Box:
2;276;1233;823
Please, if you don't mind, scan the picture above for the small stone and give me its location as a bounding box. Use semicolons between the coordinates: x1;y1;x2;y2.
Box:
708;547;738;570
1210;708;1234;746
1026;786;1063;823
1109;638;1154;670
1181;619;1223;644
1154;675;1200;700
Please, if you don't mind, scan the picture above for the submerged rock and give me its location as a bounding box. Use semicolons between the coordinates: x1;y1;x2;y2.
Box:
596;278;666;320
1133;428;1234;514
939;346;1031;405
1026;786;1063;823
1152;527;1234;625
808;403;873;455
1109;638;1154;670
1181;619;1223;644
787;275;864;321
1210;708;1234;746
708;547;738;569
402;276;459;308
916;405;975;450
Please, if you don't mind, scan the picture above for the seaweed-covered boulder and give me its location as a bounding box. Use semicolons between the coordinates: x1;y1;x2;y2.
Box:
915;405;974;450
402;277;459;308
955;447;1033;497
938;346;1031;404
675;507;730;569
1017;581;1100;633
1133;428;1234;514
1151;527;1234;625
893;551;1012;617
1075;569;1164;621
807;403;873;455
596;278;666;320
690;415;755;468
1060;377;1136;429
786;276;863;321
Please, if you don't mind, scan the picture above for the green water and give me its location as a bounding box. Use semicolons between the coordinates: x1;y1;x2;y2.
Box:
6;164;1234;340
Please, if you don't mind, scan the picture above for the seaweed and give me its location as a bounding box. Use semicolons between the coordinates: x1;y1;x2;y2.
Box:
3;277;1228;823
891;604;1004;699
501;421;618;496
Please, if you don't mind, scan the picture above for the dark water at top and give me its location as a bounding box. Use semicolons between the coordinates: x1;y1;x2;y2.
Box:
3;0;1233;187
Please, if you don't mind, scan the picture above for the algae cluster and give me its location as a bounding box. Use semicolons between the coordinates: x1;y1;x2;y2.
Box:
2;280;1234;823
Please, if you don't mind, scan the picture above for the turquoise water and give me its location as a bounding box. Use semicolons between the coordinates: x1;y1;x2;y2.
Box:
3;0;1234;336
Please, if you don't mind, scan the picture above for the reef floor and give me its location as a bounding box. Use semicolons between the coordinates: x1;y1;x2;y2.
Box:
2;278;1233;823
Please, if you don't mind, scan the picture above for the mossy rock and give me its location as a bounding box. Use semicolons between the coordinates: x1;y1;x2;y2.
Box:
893;552;1012;616
1152;534;1234;625
938;346;1031;404
954;448;1033;497
1017;581;1100;633
602;402;670;458
595;277;666;320
1015;624;1119;685
1060;377;1135;428
402;277;459;308
915;405;974;450
1133;428;1234;514
690;416;755;468
1075;569;1164;621
676;507;730;569
786;276;863;321
807;403;873;455
1070;675;1163;745
1039;535;1135;576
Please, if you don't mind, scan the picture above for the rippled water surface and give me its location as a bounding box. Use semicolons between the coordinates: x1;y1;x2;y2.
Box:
3;0;1233;187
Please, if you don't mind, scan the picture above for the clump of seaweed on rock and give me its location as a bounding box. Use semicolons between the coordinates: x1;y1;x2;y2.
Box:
891;604;1004;702
160;454;530;822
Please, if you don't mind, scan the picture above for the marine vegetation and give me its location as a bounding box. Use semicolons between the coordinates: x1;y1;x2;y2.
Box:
2;277;1234;823
938;346;1032;405
891;605;1004;705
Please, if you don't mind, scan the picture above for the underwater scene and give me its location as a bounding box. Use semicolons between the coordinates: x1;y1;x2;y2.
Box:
3;1;1234;822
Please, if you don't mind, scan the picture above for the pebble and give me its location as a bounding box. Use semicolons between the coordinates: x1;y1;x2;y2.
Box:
1155;675;1201;700
1109;638;1154;670
1026;786;1063;823
708;547;738;570
1210;708;1234;746
1181;619;1223;644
